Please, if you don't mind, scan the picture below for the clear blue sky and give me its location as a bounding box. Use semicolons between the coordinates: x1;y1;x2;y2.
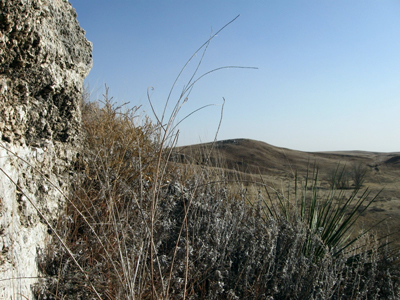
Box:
69;0;400;152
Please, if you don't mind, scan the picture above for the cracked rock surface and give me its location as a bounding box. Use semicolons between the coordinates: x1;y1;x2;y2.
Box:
0;0;91;298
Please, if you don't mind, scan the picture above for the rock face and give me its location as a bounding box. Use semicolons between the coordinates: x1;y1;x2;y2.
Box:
0;0;92;298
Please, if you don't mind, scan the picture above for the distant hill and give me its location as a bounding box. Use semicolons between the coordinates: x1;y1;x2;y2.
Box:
174;138;400;177
173;138;400;244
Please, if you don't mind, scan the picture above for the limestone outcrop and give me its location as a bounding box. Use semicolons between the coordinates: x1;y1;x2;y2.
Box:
0;0;92;298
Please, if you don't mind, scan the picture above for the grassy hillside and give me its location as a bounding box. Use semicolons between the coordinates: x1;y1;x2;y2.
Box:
175;139;400;246
175;138;400;178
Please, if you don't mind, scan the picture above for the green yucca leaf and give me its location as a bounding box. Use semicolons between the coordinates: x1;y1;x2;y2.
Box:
261;165;384;260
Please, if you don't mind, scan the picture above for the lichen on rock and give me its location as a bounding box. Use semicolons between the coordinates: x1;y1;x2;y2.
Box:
0;0;92;298
0;0;92;145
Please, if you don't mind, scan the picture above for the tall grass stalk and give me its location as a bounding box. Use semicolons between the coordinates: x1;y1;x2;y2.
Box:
29;15;259;299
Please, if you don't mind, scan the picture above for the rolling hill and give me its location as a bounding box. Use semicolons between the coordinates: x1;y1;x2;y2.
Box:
173;138;400;243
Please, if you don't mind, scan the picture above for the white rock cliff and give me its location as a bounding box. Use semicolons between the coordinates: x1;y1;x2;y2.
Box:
0;0;92;298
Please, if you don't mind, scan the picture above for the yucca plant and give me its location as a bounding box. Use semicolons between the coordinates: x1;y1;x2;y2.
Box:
260;166;383;260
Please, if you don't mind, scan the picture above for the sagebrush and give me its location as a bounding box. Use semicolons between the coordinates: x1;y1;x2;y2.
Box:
32;88;400;300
